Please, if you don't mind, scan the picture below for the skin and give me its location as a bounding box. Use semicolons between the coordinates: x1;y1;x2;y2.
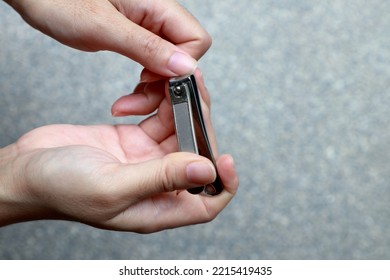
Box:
1;0;239;232
0;70;239;233
4;0;212;78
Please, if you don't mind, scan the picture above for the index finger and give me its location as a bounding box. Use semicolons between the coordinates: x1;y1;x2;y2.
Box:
117;0;212;59
105;0;211;76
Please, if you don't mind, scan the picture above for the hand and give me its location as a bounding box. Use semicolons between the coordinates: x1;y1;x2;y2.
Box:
6;0;211;77
0;70;238;232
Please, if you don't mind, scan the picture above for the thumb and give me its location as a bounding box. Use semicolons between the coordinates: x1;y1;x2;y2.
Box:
103;17;198;77
114;153;216;198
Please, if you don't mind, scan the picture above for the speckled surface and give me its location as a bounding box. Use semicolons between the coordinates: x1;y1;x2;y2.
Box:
1;0;389;259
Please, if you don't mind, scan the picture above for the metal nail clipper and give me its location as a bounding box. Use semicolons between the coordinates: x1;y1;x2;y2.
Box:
168;74;223;195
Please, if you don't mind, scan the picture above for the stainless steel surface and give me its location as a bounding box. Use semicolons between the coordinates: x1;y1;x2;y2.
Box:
169;75;223;195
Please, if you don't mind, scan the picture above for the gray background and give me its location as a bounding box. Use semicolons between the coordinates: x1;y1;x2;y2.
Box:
0;0;389;259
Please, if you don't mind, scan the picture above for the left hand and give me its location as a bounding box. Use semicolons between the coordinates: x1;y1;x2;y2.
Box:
0;70;239;232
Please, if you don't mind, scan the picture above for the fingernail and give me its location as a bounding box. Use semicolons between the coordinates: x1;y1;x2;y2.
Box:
168;52;197;76
112;112;123;117
139;72;162;83
112;111;131;117
186;161;216;185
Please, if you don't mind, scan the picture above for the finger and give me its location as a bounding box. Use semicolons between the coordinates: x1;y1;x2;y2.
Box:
192;69;219;156
193;68;211;108
111;80;165;117
215;154;239;196
196;154;239;219
12;0;210;77
100;0;210;76
111;152;217;199
139;68;165;83
138;98;176;145
194;155;239;229
114;0;212;60
105;153;238;233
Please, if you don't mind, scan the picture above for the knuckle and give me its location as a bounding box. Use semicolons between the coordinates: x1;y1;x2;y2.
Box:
141;34;165;63
155;154;189;193
157;157;176;193
202;32;213;50
197;198;223;224
192;31;212;59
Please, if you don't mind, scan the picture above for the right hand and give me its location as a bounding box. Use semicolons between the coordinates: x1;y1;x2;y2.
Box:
6;0;212;77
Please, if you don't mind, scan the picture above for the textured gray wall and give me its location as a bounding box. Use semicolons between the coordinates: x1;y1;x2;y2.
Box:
0;0;389;259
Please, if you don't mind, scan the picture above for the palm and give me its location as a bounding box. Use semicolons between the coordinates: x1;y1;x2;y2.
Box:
18;79;178;163
14;80;234;232
18;123;173;163
17;122;208;232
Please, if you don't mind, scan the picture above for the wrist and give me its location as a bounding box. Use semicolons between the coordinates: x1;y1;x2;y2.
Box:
0;144;22;226
0;143;49;226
